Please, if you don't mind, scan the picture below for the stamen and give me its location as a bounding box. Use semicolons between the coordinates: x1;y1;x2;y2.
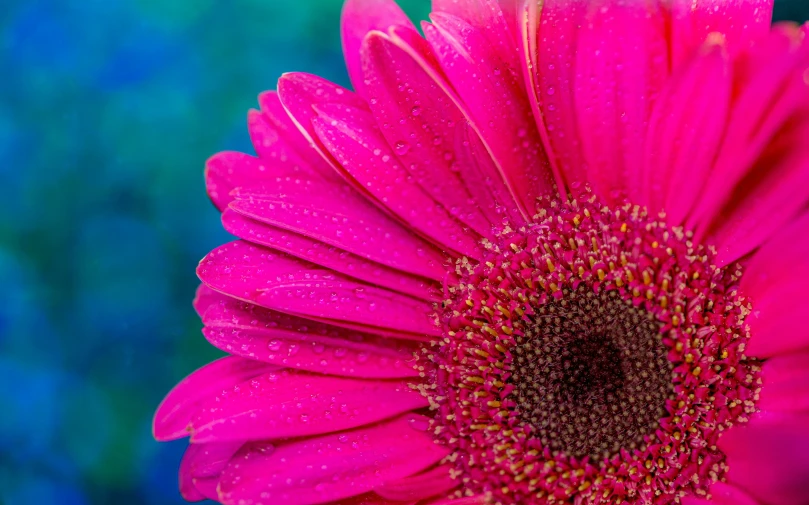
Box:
428;190;759;505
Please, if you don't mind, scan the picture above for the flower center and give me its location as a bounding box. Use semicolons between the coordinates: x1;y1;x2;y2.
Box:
426;190;759;505
512;286;672;460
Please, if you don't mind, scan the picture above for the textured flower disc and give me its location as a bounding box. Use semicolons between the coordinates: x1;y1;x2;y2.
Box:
428;190;760;504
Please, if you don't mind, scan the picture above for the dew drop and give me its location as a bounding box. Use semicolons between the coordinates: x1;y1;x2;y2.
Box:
394;141;410;155
408;417;430;431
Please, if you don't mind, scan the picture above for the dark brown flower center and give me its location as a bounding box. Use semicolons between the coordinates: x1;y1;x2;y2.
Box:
511;286;672;460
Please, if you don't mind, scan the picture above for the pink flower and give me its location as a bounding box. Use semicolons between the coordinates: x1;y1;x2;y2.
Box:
154;1;809;504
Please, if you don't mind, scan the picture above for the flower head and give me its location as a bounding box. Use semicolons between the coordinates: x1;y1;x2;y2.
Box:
155;1;809;504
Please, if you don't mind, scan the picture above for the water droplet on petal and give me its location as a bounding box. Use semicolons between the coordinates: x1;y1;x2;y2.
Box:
394;141;410;155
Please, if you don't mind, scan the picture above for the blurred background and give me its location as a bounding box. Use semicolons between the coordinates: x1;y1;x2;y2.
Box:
0;1;807;504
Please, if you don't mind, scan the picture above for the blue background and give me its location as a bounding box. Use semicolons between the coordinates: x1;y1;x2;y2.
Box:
1;1;807;504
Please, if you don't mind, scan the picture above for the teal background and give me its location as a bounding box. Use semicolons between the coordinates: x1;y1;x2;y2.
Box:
0;1;806;504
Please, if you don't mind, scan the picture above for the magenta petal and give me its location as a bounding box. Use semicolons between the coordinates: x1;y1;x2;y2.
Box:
455;121;525;227
228;180;446;280
193;283;221;319
197;286;429;346
188;371;427;443
179;441;244;501
205;151;279;212
153;356;278;441
258;90;339;180
758;352;809;413
681;482;762;505
340;0;415;96
311;103;482;258
532;0;588;187
573;1;669;205
424;13;554;216
181;441;244;479
741;212;809;357
643;42;731;222
197;287;425;353
217;414;450;505
373;464;458;501
179;464;206;502
198;241;440;337
360;30;492;236
222;209;439;301
669;0;774;69
246;109;325;179
202;326;420;379
276;72;375;198
431;0;523;104
702;115;809;265
688;26;809;238
719;412;809;505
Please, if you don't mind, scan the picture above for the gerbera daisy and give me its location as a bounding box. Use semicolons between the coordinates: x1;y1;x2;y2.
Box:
154;0;809;504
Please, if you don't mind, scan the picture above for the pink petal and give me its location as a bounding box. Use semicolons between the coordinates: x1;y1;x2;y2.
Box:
360;30;492;236
211;95;349;212
182;441;244;478
197;285;429;347
719;411;809;505
246;109;325;180
454;121;525;227
311;102;482;258
189;477;219;502
222;209;439;301
669;0;774;69
197;286;425;351
681;482;762;505
179;441;244;501
424;13;554;216
531;0;588;187
202;325;420;379
701;111;809;265
188;370;427;443
153;356;278;441
340;0;415;95
688;26;809;238
197;240;440;337
217;414;450;505
642;41;731;221
228;178;446;280
258;90;338;180
179;471;206;502
276;72;378;198
193;283;222;319
573;1;669;205
373;464;458;501
205;151;290;212
741;211;809;357
431;0;521;83
758;352;809;413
